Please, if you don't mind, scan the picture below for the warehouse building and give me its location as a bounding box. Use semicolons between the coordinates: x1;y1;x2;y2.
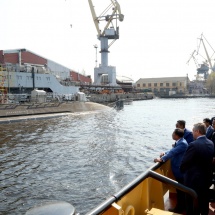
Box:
136;76;190;96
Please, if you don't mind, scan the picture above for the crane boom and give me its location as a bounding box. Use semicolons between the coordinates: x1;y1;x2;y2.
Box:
187;50;196;65
101;7;117;36
88;0;124;86
88;0;100;36
187;50;199;68
88;0;124;38
200;35;214;71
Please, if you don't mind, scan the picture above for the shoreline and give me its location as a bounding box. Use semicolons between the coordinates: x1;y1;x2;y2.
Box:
157;94;215;99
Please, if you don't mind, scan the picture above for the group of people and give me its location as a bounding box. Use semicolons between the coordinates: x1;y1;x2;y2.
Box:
154;119;215;215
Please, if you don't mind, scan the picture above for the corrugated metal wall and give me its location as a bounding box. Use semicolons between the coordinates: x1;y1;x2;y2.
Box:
22;51;47;65
70;71;91;83
4;53;19;64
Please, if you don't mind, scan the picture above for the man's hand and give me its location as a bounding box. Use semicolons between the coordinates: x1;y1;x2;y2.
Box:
159;152;165;158
154;158;163;163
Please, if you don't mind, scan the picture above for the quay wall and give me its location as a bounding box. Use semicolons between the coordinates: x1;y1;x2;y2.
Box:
88;93;153;103
0;102;110;118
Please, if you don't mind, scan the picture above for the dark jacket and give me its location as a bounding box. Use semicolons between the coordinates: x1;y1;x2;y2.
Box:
184;128;194;144
211;132;215;156
180;136;214;188
206;125;214;140
162;138;188;179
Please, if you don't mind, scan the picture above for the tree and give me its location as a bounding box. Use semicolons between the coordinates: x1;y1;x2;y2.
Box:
206;72;215;94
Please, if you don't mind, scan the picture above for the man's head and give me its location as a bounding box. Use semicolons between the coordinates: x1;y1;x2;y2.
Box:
203;118;211;128
176;120;186;129
192;123;206;139
172;128;184;141
212;119;215;129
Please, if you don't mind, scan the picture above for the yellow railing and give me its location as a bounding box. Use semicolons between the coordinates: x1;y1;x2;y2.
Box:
87;161;197;215
97;161;174;215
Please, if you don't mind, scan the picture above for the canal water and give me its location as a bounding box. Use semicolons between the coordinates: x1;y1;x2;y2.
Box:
0;98;215;215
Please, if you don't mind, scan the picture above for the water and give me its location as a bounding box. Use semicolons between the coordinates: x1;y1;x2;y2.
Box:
0;98;215;215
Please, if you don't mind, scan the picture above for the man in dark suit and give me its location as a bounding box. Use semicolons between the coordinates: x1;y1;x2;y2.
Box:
203;118;214;140
154;128;188;213
211;119;215;157
180;123;214;215
176;120;194;144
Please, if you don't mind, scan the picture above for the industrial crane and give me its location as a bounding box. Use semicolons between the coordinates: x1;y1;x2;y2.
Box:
186;50;199;68
187;50;208;80
187;34;215;80
197;33;215;73
88;0;124;85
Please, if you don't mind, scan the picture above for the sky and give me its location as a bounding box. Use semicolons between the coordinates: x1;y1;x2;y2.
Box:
2;0;215;82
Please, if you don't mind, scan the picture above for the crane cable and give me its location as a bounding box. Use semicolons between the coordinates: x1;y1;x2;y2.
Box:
197;34;215;61
202;34;215;58
98;2;113;19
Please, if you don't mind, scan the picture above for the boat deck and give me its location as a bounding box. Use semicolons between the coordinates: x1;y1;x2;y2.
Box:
164;192;215;214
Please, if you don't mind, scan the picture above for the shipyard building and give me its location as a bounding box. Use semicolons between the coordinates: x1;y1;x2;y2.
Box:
136;76;190;96
0;48;92;95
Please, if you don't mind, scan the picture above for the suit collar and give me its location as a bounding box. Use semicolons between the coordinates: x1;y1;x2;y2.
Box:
196;135;206;139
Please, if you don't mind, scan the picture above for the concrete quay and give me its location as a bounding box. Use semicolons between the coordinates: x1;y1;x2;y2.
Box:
0;113;69;124
0;102;110;118
88;93;153;103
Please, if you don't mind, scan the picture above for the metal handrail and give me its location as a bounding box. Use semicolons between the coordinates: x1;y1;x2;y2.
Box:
86;163;198;215
148;170;198;213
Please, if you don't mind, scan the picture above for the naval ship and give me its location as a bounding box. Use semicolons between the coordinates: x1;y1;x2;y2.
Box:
0;48;112;121
0;48;92;102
